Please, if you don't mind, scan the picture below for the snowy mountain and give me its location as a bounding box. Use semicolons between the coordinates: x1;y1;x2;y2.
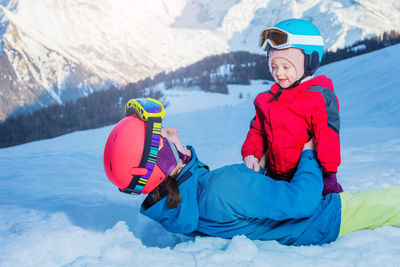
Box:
0;0;399;121
1;44;400;266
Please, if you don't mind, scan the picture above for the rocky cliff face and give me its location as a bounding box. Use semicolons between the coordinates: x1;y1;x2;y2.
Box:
0;21;110;120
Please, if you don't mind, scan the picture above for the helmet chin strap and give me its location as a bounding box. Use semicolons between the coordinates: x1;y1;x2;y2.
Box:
270;72;308;101
289;72;308;89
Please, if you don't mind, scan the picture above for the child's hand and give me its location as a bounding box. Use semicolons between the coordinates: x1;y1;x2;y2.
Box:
244;155;260;172
303;137;315;151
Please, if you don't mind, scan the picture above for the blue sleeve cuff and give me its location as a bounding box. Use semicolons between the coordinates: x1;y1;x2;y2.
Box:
300;149;316;159
297;149;321;173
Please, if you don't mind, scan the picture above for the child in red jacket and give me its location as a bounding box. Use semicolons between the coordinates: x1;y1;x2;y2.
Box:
241;18;343;195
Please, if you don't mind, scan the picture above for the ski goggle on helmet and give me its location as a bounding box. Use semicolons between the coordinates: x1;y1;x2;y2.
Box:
104;98;180;195
260;19;324;75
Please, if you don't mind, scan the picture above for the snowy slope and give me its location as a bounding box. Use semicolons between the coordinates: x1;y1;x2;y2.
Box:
0;39;400;267
1;0;400;121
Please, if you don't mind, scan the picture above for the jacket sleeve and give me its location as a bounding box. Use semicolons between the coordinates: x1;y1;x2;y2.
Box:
213;150;324;221
241;95;267;160
310;88;341;174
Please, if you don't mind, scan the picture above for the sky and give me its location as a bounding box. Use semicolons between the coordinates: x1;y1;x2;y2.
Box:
0;44;400;266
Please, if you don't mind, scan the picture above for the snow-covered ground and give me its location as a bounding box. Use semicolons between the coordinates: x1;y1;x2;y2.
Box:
0;45;400;266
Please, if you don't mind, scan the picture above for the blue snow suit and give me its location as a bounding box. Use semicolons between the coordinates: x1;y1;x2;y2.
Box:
140;147;342;246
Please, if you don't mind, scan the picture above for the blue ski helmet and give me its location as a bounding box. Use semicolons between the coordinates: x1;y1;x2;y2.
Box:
261;18;324;76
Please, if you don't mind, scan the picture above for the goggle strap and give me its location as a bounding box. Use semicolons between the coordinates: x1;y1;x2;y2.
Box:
122;116;162;195
289;34;324;46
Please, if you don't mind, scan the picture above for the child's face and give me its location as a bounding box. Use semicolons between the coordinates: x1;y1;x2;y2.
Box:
270;57;298;89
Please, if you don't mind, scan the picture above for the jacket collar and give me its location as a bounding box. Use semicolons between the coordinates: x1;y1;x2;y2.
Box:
140;146;209;234
270;75;333;95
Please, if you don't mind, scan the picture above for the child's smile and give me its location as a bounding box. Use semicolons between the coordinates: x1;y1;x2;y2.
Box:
270;57;299;88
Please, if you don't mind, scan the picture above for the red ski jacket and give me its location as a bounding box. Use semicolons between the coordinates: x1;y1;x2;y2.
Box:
241;75;341;175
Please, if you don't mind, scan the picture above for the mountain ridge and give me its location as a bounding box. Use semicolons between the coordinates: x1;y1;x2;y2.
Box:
0;0;399;121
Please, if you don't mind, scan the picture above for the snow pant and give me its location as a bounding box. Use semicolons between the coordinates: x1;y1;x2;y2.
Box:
339;186;400;236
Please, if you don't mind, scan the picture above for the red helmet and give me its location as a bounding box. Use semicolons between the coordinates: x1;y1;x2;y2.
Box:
103;116;166;194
